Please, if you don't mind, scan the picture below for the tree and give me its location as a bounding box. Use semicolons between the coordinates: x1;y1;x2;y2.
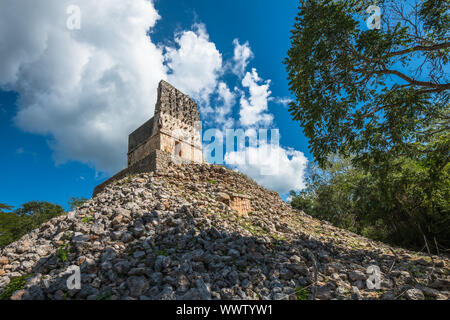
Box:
290;155;449;251
285;0;449;251
0;203;13;214
0;201;65;248
284;0;449;167
68;197;88;211
0;203;15;244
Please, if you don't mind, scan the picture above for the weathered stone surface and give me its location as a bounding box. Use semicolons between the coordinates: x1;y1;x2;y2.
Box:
405;288;425;300
128;80;203;167
0;160;449;301
229;196;252;216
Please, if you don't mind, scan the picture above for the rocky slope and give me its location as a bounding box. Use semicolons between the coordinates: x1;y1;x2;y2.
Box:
0;162;449;300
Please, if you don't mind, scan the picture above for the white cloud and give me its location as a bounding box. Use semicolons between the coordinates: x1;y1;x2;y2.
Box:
231;39;253;78
225;142;308;194
0;1;226;174
0;1;309;194
274;97;293;107
239;68;273;127
0;0;166;173
165;23;223;114
15;146;37;158
213;82;236;128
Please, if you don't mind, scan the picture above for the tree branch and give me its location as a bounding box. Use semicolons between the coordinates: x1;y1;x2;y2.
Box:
388;42;450;57
376;69;450;89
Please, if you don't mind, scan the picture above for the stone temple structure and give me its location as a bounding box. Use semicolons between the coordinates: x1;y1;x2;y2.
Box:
93;80;203;196
128;80;203;167
92;80;253;215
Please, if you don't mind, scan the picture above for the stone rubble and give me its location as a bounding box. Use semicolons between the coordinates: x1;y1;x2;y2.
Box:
0;162;449;300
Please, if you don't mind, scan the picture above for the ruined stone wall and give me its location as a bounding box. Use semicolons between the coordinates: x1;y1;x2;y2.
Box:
216;192;253;216
128;117;154;152
127;80;203;167
93;150;176;196
155;80;200;126
230;196;253;216
155;81;202;164
159;113;202;148
127;134;160;167
99;80;204;195
128;119;203;166
160;130;203;164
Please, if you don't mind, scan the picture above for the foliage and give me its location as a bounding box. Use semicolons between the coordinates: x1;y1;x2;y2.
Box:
0;203;13;214
155;249;170;257
285;0;449;167
0;274;30;300
95;290;112;300
81;216;93;224
295;286;310;300
68;197;88;211
285;0;449;252
56;243;70;265
290;155;450;251
0;201;65;248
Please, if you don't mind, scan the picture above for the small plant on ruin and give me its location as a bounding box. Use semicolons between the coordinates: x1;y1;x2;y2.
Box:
295;287;309;300
81;216;93;224
57;243;70;265
0;274;30;300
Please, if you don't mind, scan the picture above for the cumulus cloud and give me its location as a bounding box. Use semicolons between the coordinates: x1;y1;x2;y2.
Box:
231;39;253;78
239;69;273;127
165;23;223;114
225;142;308;194
0;0;166;173
0;0;225;174
0;0;309;194
15;147;37;158
213;82;236;128
274;97;293;107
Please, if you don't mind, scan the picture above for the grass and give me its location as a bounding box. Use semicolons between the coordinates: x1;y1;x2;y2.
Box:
236;265;246;272
57;243;70;265
0;274;30;300
156;248;170;256
208;179;216;184
272;234;287;241
61;231;73;242
240;221;265;236
236;216;274;238
96;290;112;300
348;240;365;250
81;216;93;223
294;287;309;300
408;265;425;278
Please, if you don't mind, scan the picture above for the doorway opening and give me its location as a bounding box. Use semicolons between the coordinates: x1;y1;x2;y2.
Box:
174;141;182;157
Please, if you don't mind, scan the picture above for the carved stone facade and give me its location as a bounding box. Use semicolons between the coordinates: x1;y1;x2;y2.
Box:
217;192;253;216
229;195;253;216
127;80;203;166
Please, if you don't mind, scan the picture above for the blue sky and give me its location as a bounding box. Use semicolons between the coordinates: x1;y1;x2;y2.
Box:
0;0;309;210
